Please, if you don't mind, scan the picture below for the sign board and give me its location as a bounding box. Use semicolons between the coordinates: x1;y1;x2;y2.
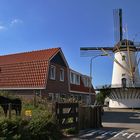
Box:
25;110;32;117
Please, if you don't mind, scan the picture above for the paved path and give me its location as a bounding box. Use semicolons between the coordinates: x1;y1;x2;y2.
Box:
79;128;140;140
63;128;140;140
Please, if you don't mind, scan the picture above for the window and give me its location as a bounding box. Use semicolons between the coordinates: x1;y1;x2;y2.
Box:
122;78;126;88
49;65;56;80
70;72;80;85
70;72;74;83
82;77;90;87
75;74;80;85
48;93;53;101
122;73;126;77
122;55;126;61
60;68;64;81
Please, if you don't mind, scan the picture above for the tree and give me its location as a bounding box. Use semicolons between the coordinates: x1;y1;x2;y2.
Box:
95;85;111;105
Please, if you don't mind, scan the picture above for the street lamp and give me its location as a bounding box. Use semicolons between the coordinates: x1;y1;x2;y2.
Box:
89;54;108;104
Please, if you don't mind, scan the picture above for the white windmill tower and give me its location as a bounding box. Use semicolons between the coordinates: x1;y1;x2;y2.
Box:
80;9;140;108
110;38;140;108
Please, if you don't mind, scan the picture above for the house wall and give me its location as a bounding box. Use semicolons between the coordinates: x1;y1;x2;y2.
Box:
7;90;34;96
45;62;69;95
44;51;69;96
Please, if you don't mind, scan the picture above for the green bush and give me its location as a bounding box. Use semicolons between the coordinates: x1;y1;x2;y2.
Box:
0;111;62;140
0;117;23;140
28;111;62;140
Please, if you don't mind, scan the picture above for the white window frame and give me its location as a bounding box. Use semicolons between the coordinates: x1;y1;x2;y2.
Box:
70;71;80;85
70;72;74;84
75;74;80;85
82;76;90;87
60;68;64;81
50;65;56;80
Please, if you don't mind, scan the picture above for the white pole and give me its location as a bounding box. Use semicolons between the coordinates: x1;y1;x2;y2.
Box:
89;54;108;105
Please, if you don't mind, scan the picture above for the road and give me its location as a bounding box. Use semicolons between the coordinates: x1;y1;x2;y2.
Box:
64;107;140;140
102;107;140;129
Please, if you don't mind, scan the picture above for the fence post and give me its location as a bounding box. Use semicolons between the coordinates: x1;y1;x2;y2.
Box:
97;106;100;128
34;92;37;107
8;103;12;119
75;103;79;132
55;102;58;117
99;106;103;127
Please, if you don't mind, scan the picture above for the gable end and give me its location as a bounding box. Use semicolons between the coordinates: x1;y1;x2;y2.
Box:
50;52;67;67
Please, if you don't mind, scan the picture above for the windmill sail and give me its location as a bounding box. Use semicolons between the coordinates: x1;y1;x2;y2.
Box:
113;9;123;43
80;47;113;57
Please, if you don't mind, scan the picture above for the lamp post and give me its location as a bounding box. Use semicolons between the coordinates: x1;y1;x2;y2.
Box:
89;54;108;104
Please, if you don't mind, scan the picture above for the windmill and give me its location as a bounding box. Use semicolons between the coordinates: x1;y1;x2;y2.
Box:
80;9;140;108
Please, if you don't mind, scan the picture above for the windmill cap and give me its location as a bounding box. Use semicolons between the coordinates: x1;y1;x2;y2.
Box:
113;39;136;52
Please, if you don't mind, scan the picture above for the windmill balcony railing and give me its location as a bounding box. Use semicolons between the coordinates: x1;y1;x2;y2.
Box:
96;83;140;90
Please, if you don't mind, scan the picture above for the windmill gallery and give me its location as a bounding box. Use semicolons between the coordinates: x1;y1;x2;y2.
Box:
80;9;140;108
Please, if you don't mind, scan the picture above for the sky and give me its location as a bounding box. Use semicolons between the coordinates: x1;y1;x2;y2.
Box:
0;0;140;87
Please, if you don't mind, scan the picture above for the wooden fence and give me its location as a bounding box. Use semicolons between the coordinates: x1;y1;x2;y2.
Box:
79;105;102;129
55;102;79;131
55;102;103;131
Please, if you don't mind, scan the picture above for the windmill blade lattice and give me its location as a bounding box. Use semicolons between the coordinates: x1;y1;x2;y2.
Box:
80;47;113;57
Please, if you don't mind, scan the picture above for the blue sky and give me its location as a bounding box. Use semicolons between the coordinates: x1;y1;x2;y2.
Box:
0;0;140;87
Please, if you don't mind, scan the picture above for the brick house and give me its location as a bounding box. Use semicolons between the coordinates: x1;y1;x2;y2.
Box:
69;69;95;104
0;48;95;104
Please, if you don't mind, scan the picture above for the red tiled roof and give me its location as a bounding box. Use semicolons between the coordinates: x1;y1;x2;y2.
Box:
0;48;60;89
0;48;59;65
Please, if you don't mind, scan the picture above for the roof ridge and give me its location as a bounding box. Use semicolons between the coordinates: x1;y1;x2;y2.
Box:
0;47;61;65
0;47;60;57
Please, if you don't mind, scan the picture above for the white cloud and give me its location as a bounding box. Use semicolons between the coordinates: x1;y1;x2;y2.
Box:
0;18;23;32
10;19;23;26
0;25;7;31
